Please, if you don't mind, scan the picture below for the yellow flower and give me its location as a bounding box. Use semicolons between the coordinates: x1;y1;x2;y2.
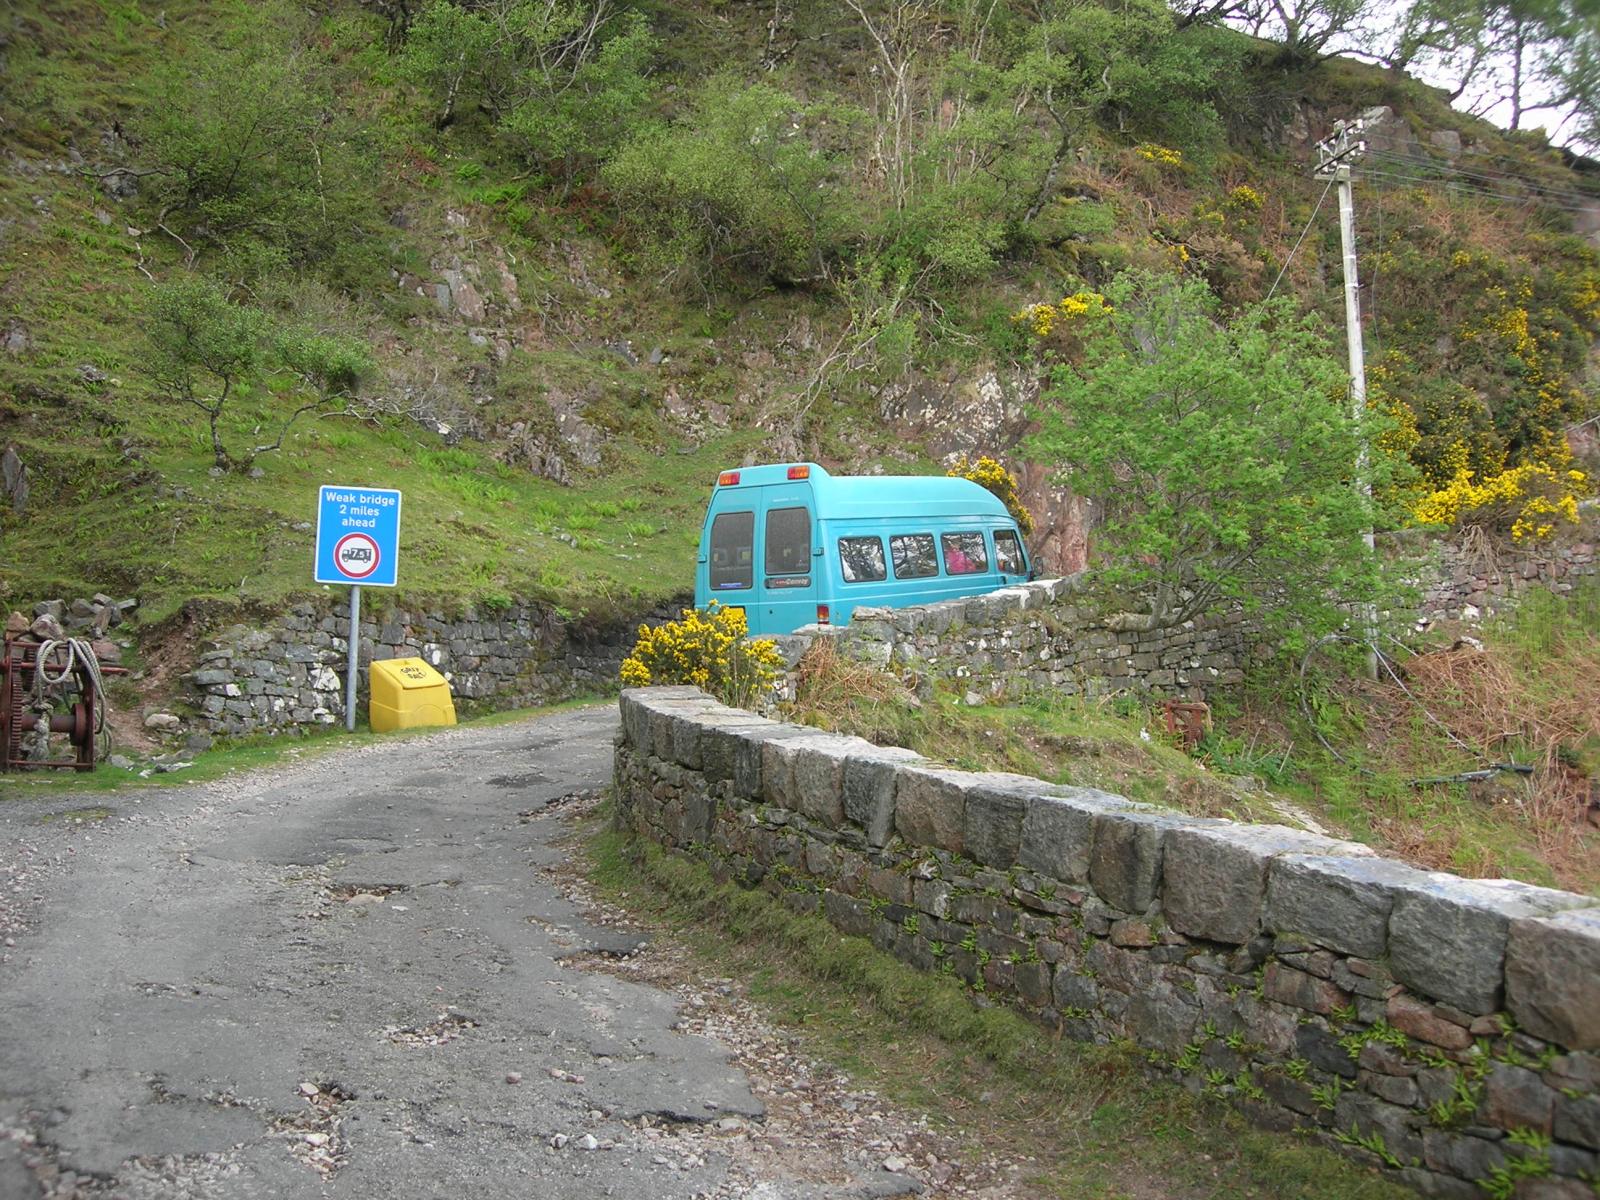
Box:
1412;461;1589;542
1226;185;1264;211
1135;143;1183;167
618;602;782;708
948;454;1035;535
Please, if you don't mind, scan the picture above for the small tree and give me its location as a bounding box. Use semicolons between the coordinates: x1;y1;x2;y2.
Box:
147;277;372;472
1029;271;1396;644
398;0;657;186
137;9;359;265
497;11;657;190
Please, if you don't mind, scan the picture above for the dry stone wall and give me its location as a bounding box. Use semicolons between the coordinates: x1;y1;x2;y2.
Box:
615;687;1600;1199
183;598;673;735
174;514;1597;737
790;574;1253;701
1395;529;1598;623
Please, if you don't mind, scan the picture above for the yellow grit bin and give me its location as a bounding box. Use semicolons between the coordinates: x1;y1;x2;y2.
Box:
369;658;457;732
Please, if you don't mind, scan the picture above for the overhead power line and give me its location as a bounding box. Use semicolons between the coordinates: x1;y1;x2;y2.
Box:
1265;177;1335;301
1354;166;1598;214
1364;149;1600;204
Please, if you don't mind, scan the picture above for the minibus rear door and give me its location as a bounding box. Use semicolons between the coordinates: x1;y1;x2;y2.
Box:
702;508;756;622
756;499;818;634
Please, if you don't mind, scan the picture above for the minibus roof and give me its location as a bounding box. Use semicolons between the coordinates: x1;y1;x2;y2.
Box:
714;463;1011;522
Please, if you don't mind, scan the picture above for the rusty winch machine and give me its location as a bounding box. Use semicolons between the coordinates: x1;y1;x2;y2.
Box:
0;636;121;771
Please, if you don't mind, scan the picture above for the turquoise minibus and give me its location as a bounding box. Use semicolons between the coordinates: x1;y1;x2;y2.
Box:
692;462;1032;635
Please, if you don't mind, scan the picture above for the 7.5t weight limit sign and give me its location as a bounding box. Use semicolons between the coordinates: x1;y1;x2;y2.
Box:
314;486;402;587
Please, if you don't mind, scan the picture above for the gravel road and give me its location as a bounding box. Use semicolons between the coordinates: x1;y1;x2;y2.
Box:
0;706;938;1200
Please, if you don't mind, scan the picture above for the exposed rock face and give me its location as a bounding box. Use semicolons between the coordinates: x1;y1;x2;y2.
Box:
438;267;486;323
1574;198;1600;248
2;444;27;513
872;366;1092;575
1016;464;1090;575
1360;105;1426;160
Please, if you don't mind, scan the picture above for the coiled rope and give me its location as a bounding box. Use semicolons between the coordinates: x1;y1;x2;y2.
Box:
32;638;111;754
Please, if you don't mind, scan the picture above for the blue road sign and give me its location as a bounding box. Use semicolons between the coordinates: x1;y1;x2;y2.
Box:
314;485;402;587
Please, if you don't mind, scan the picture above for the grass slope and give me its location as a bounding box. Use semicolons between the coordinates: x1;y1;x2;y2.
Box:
788;585;1600;895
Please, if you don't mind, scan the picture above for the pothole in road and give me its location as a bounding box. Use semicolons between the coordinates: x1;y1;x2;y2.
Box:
325;882;409;907
31;807;114;827
381;1011;479;1047
3;1120;245;1200
131;981;189;998
273;1079;355;1179
560;941;649;964
517;788;604;820
488;771;549;789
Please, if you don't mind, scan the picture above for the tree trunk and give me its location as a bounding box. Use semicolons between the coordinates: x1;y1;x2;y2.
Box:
209;413;232;472
1025;125;1073;225
1510;18;1526;130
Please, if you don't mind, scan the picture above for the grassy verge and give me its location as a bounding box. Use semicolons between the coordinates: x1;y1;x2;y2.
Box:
586;824;1410;1200
1261;583;1600;894
787;641;1310;827
0;695;607;799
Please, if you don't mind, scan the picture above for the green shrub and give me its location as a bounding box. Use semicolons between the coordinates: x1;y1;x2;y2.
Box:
603;77;855;289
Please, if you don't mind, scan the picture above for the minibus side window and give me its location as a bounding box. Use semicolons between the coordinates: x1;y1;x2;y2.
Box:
838;536;886;583
765;507;811;575
709;511;754;590
994;530;1025;575
890;534;937;579
941;532;988;575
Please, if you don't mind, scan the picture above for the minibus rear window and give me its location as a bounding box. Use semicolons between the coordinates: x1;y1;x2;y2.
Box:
765;507;811;575
890;534;937;579
709;511;754;590
994;530;1025;575
941;532;988;575
838;537;886;583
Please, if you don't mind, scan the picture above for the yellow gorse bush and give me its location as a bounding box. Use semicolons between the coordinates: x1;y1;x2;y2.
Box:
1136;143;1183;166
1455;279;1582;466
947;453;1035;536
620;602;784;710
1227;184;1264;211
1011;290;1113;338
1412;463;1588;542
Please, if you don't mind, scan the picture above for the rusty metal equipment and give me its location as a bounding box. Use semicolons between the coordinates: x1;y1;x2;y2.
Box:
1161;699;1212;751
1;636;122;772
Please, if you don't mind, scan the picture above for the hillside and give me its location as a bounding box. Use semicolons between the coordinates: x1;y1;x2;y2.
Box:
0;0;1596;633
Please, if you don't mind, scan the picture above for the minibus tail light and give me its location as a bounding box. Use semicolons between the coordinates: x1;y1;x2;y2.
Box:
787;465;810;480
816;604;830;624
718;471;741;487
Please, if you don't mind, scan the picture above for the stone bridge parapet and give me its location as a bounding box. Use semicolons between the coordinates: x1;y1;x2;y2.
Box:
615;686;1600;1198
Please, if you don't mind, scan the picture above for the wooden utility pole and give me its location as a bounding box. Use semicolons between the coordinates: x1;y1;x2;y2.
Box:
1316;119;1379;679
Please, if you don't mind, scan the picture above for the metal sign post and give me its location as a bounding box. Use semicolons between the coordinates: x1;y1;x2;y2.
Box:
345;585;361;734
313;486;403;731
